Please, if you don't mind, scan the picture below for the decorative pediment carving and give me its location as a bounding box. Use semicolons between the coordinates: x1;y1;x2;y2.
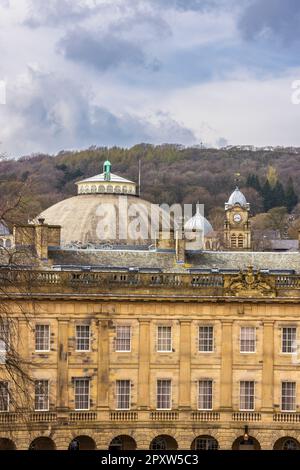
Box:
224;266;276;298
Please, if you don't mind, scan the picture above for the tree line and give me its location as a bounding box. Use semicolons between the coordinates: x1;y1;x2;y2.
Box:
1;144;300;230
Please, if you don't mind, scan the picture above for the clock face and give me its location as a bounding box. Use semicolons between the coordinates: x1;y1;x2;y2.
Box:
233;213;242;223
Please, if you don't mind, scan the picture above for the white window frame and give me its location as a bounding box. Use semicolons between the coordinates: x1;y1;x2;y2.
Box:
75;324;90;352
239;381;255;411
198;325;214;353
156;379;172;410
157;326;172;353
116;380;131;410
34;380;49;411
0;381;9;412
281;327;297;354
35;324;50;352
281;381;296;412
115;325;131;352
198;379;213;410
74;378;90;411
240;327;256;353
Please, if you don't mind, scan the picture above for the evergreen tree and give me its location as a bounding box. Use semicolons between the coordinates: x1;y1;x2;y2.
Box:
262;180;272;211
285;177;298;212
253;175;261;192
246;173;261;192
272;181;285;208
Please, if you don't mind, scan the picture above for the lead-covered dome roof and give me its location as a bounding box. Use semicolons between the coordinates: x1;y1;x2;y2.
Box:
184;207;213;236
226;187;247;207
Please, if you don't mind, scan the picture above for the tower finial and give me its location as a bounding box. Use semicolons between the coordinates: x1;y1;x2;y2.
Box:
234;172;240;188
103;159;111;181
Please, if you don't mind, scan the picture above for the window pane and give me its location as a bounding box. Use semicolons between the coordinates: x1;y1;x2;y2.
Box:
199;326;213;352
35;380;49;411
116;326;131;352
195;437;218;450
157;326;172;352
282;327;296;353
198;380;213;410
281;382;296;411
0;382;8;411
116;380;130;409
74;379;89;410
76;325;90;351
240;327;256;353
240;381;254;411
35;325;50;351
157;379;171;409
150;438;167;450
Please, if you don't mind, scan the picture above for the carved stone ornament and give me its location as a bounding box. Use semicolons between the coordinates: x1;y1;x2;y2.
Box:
224;265;276;298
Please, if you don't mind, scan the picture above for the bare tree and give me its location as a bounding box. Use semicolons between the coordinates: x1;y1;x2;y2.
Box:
0;185;39;431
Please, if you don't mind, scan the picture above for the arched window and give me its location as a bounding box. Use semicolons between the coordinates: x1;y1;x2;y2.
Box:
231;234;237;248
68;436;96;450
274;437;300;450
238;234;244;248
283;439;300;450
150;435;178;450
109;436;137;451
151;437;167;450
191;436;219;450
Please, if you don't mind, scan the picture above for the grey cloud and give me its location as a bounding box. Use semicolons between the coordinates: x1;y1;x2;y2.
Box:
58;28;157;71
24;0;97;28
0;70;196;157
116;11;172;41
150;0;238;12
238;0;300;44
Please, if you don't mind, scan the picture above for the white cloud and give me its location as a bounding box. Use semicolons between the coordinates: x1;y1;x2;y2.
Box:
162;71;300;147
0;0;299;156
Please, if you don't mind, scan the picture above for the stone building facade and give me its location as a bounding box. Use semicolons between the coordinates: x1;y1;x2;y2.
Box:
0;264;300;450
0;164;300;451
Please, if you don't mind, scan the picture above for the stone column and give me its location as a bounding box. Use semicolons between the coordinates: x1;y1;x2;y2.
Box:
137;320;150;409
220;321;233;410
17;318;30;412
179;320;191;409
18;319;29;362
57;320;69;411
261;321;274;412
97;320;110;408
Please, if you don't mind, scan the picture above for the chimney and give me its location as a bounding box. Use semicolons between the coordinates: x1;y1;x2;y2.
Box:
155;229;175;250
175;229;185;264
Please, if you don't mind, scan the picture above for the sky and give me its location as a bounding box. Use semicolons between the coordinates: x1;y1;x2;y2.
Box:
1;0;300;156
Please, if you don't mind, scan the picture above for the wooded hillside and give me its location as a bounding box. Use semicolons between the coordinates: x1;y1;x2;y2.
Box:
1;144;300;232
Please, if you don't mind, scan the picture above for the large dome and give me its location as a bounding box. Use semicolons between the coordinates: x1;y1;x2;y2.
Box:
38;194;175;247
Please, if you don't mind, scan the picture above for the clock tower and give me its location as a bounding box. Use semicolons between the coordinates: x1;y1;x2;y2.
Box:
224;187;251;250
